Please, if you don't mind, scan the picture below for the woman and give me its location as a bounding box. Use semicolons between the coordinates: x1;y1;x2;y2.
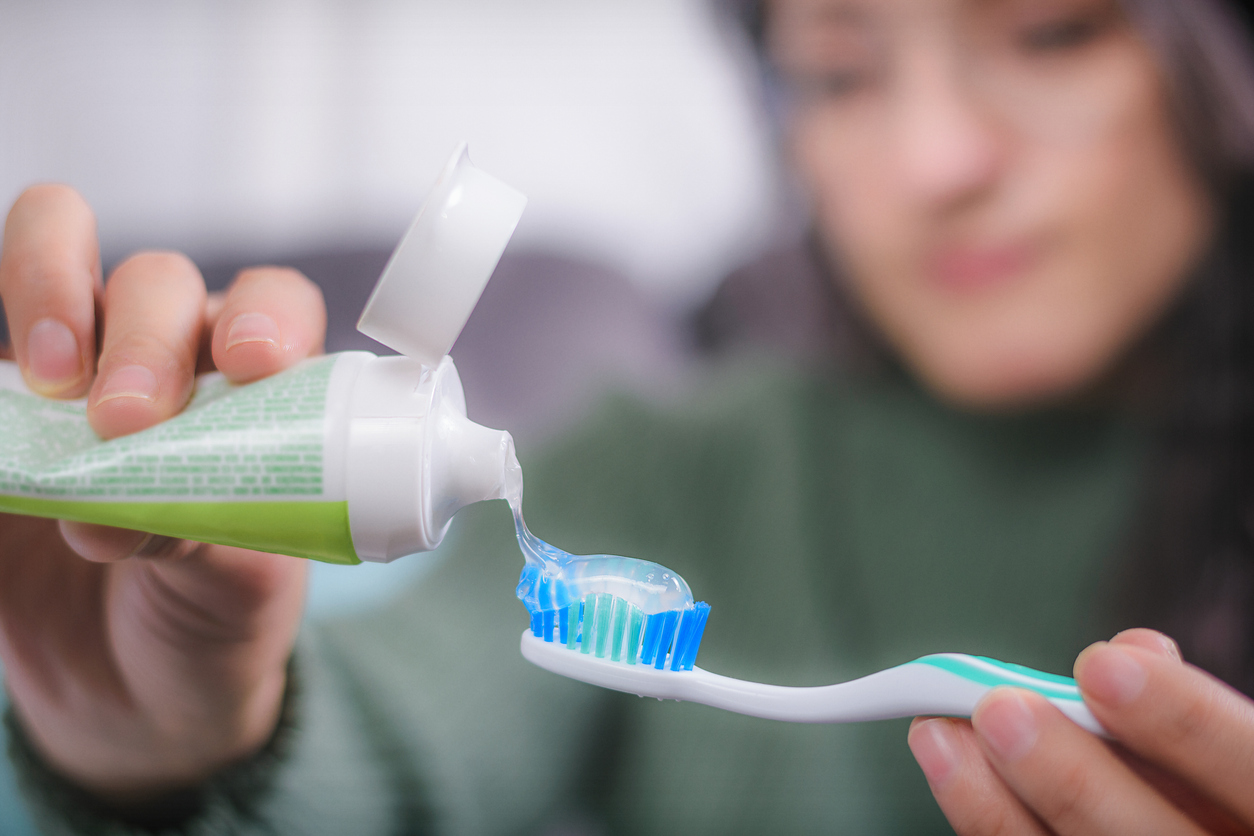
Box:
2;0;1253;832
722;0;1254;829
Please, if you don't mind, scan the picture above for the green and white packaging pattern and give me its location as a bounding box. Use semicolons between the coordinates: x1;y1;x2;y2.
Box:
0;352;513;564
0;355;352;561
0;143;526;564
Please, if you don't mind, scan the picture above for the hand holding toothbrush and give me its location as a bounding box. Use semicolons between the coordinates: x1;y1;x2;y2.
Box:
0;185;322;812
521;580;1254;832
908;629;1254;835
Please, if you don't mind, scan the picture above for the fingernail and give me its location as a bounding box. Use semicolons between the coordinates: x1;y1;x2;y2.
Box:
909;719;961;789
98;364;159;403
132;534;195;560
1080;645;1147;707
224;312;280;351
975;690;1039;763
1111;629;1181;661
1147;633;1182;662
26;318;82;392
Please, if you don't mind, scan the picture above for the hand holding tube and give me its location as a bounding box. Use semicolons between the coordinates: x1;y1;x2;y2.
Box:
0;185;323;808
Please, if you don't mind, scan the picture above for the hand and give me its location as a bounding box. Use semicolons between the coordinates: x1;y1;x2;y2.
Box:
0;185;327;806
908;628;1254;834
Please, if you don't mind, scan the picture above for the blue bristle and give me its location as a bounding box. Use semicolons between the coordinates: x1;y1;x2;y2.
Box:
640;612;665;665
670;607;693;671
669;603;710;670
575;601;586;649
529;596;711;673
677;602;710;670
669;610;696;671
652;610;680;670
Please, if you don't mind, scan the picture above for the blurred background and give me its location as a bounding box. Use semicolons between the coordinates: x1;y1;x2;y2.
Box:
0;1;781;829
1;0;777;303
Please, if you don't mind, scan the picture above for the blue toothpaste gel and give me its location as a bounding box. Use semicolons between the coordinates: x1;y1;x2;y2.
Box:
503;452;694;616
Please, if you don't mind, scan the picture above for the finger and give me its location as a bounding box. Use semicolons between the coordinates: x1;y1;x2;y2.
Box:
87;251;206;439
908;717;1050;835
209;267;325;383
0;185;101;397
116;544;307;659
1113;747;1252;835
58;521;200;563
99;544;305;792
197;292;226;374
1075;637;1254;824
972;688;1205;835
1109;628;1181;661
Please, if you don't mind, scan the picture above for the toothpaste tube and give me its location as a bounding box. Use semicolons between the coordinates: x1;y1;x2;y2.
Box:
0;142;527;563
0;352;515;563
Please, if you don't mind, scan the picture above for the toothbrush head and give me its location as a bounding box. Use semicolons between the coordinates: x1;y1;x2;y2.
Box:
525;593;711;672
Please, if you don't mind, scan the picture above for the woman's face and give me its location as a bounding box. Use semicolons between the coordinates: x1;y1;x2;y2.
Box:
770;0;1215;407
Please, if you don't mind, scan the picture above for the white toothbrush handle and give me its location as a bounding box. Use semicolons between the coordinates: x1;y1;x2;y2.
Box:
521;632;1106;735
678;663;1104;734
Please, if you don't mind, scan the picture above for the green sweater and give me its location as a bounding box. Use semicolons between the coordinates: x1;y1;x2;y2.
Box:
12;362;1147;835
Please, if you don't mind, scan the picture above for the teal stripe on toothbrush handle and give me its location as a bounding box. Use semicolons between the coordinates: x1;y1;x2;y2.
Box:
909;654;1084;701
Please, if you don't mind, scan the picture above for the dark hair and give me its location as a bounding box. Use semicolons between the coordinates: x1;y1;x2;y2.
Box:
1121;0;1254;692
1127;185;1254;695
716;0;1254;693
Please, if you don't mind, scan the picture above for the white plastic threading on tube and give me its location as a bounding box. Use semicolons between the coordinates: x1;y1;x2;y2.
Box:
345;143;523;563
344;354;440;562
344;353;511;563
357;143;528;367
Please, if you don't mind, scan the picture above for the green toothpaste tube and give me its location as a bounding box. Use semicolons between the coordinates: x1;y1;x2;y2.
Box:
0;143;527;564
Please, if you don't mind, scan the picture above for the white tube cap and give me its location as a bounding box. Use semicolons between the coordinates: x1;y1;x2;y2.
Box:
357;143;527;368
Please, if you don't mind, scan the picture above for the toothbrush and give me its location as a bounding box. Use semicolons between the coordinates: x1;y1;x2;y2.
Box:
519;602;1105;735
506;490;1100;734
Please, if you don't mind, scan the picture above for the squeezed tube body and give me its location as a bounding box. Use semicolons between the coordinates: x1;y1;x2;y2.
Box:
0;353;513;564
